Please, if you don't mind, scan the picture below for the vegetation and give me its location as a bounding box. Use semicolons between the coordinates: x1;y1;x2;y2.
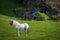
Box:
0;14;60;40
38;12;49;20
0;0;60;40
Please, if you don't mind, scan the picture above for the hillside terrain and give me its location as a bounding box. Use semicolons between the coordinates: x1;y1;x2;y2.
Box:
0;0;60;40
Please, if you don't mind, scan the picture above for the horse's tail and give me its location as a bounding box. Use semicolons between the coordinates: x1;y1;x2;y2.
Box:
24;23;29;34
27;27;29;34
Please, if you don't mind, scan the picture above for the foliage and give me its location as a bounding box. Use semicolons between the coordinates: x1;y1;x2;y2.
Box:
38;12;49;20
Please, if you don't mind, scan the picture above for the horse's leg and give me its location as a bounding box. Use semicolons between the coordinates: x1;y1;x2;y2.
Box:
16;29;20;37
24;26;27;36
25;29;27;36
25;28;29;36
24;24;29;36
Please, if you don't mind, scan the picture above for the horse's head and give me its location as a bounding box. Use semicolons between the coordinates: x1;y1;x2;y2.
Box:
10;20;13;26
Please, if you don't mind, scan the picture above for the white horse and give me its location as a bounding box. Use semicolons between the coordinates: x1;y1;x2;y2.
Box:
10;20;29;37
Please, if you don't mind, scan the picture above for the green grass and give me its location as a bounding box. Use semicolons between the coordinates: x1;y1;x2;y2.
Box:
0;0;60;40
0;14;60;40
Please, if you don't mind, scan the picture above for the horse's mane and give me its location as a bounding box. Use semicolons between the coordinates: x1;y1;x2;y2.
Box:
13;20;20;24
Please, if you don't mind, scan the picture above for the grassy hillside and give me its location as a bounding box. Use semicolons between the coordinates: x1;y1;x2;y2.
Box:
0;0;60;40
0;14;60;40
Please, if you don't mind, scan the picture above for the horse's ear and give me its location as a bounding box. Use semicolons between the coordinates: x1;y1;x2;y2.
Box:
10;21;13;26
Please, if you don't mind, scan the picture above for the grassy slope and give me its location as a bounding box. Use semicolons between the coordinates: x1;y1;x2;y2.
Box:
0;0;60;40
0;14;60;40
